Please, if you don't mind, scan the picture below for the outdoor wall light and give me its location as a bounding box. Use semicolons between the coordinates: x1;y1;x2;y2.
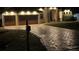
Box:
10;11;16;15
64;9;71;14
2;11;16;15
38;8;44;11
49;7;57;10
19;11;26;15
2;11;9;15
32;11;38;15
67;10;71;12
49;7;53;10
64;9;73;16
26;11;31;15
53;7;57;10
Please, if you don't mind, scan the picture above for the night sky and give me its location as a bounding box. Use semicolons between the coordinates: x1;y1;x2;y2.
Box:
0;7;79;14
58;7;79;13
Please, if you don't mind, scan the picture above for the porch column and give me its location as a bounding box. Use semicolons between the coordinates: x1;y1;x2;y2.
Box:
43;7;48;23
59;11;63;22
15;14;19;28
2;14;5;27
38;13;41;24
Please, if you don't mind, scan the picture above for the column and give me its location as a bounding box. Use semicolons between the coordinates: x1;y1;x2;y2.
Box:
2;15;5;27
15;14;19;28
38;13;40;24
59;11;63;22
43;7;48;23
52;8;58;22
55;8;58;22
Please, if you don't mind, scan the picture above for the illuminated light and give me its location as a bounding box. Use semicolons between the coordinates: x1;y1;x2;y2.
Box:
2;11;9;15
49;7;57;10
19;11;25;15
64;10;70;13
32;11;38;15
67;10;70;12
38;8;44;11
53;7;57;10
49;7;53;10
5;11;9;15
26;11;31;15
64;9;71;14
10;11;16;15
64;10;67;13
64;10;68;14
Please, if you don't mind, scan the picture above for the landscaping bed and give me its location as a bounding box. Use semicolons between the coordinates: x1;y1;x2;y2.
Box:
46;21;79;30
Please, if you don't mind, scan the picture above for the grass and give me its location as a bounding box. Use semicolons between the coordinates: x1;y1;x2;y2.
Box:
0;29;47;51
46;21;79;31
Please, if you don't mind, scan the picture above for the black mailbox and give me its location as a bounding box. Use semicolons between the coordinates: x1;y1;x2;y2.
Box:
26;26;31;32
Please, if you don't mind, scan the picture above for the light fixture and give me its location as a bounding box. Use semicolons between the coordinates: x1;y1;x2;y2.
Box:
32;11;38;15
2;11;9;15
26;11;31;15
67;10;70;12
49;7;53;10
53;7;57;10
49;7;57;10
10;11;16;15
64;10;67;13
64;9;71;14
38;8;44;11
19;11;25;15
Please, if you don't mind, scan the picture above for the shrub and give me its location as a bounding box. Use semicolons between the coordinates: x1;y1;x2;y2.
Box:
63;16;77;21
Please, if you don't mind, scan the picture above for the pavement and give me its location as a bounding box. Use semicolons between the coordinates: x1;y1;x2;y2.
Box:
1;24;79;51
30;24;79;51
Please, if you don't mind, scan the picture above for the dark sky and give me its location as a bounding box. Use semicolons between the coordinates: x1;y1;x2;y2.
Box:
0;7;40;13
0;7;79;14
58;7;79;13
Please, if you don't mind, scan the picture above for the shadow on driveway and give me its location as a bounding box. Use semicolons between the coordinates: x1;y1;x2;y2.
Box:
0;29;47;51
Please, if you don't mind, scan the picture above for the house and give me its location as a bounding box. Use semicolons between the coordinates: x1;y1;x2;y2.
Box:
0;7;75;27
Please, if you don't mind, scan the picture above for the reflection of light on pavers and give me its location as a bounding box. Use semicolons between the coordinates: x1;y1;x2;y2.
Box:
62;29;75;49
2;24;79;50
3;25;26;30
30;24;79;51
37;25;62;50
2;24;39;30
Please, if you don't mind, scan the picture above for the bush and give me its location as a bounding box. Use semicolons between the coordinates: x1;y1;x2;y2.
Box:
63;16;77;21
0;19;2;27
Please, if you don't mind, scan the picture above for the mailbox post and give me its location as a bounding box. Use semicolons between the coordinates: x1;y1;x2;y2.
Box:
26;16;31;51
